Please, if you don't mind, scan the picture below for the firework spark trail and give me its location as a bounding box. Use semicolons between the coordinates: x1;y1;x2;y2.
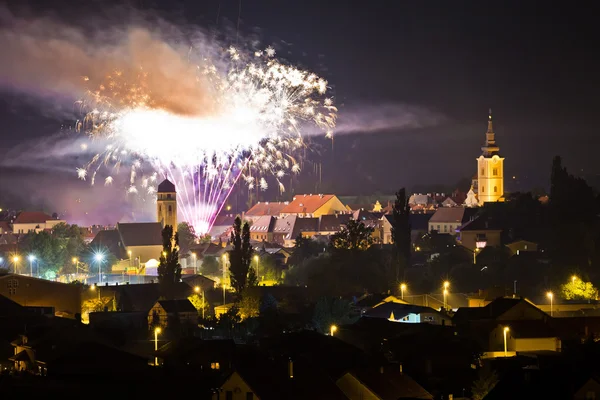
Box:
78;44;336;234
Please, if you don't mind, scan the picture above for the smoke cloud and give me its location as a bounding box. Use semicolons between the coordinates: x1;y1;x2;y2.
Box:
0;6;218;117
335;103;445;135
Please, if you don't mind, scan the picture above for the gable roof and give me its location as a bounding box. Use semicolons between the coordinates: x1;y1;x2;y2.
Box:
249;215;276;233
346;367;433;399
429;207;478;224
365;302;447;321
211;215;235;226
272;215;297;237
157;299;197;313
291;217;319;238
157;179;176;193
453;297;544;323
457;213;504;232
90;229;127;259
280;194;337;214
319;214;352;232
246;202;288;217
13;211;53;224
117;222;163;247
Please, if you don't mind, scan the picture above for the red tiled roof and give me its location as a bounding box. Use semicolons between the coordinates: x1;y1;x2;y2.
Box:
245;202;288;217
280;194;335;214
13;211;53;224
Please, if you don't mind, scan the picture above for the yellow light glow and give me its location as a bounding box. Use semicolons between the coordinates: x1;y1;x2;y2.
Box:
91;284;96;290
128;250;132;256
443;281;450;289
13;256;19;262
192;252;197;258
330;325;338;336
162;252;167;257
155;327;162;334
254;255;259;262
194;286;200;293
72;257;78;263
546;291;553;299
400;283;407;291
504;326;510;333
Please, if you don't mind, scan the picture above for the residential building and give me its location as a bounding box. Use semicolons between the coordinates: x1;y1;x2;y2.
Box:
147;299;197;328
488;321;561;354
477;110;505;204
427;207;479;235
249;215;276;242
0;274;81;317
381;213;433;245
506;240;538;256
12;211;65;234
364;302;452;325
279;194;347;218
244;201;289;220
336;366;433;400
456;214;503;251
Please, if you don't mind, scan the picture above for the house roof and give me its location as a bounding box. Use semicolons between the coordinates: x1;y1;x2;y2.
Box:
117;222;163;247
347;367;433;400
453;297;543;323
272;215;297;237
457;213;504;232
364;302;447;321
0;293;28;316
280;194;336;214
290;217;319;238
13;211;53;224
429;207;478;224
90;229;127;259
408;194;433;206
246;201;288;217
157;299;197;313
211;215;235;227
249;215;276;233
157;179;176;193
504;320;557;339
318;214;352;232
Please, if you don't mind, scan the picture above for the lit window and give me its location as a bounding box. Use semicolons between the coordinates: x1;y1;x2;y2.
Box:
493;168;498;176
494;186;497;193
211;362;220;370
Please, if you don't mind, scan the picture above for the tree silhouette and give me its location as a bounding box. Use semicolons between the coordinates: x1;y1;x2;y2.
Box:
391;188;411;281
157;225;182;299
228;216;253;293
330;220;374;251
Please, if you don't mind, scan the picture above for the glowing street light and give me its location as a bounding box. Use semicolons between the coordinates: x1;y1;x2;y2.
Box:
572;275;577;285
12;256;20;274
94;253;104;284
28;255;36;277
503;326;510;357
154;327;162;366
400;283;407;300
330;325;338;337
443;281;450;310
547;291;554;316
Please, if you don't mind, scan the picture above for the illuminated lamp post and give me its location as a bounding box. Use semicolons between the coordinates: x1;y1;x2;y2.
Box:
330;325;338;337
28;255;36;277
12;256;20;274
400;283;407;300
94;253;104;284
254;255;260;283
154;327;162;366
503;326;510;357
443;281;450;310
547;291;554;317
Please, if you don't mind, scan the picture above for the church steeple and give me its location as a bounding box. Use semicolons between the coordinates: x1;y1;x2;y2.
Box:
481;108;499;156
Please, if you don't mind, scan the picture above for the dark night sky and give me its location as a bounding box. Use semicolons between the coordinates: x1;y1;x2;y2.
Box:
0;0;599;220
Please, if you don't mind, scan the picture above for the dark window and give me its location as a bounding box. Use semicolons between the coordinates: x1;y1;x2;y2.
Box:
481;168;484;175
226;391;233;400
493;168;498;176
494;186;497;193
167;193;171;199
168;205;172;213
159;205;162;213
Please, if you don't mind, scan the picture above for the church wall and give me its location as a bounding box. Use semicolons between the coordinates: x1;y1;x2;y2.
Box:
126;245;163;265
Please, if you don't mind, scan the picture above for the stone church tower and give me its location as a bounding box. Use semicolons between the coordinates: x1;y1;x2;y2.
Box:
476;110;505;205
157;179;177;233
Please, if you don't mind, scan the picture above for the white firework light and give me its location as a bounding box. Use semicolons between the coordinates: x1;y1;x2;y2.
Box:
78;45;337;234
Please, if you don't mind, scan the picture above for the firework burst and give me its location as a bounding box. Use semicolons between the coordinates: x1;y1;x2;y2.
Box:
78;45;336;234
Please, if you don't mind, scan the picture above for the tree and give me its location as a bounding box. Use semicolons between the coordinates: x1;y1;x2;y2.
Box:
157;225;182;299
289;234;322;267
177;222;197;255
228;216;253;293
20;230;64;277
390;188;411;281
560;279;598;300
330;220;374;251
238;289;260;320
201;256;220;276
312;296;358;334
471;369;499;400
247;267;258;287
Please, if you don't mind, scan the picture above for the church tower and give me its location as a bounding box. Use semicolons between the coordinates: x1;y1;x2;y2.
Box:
476;110;504;205
157;179;177;233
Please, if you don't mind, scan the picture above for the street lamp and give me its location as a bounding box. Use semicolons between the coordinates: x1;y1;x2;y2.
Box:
547;291;554;317
94;253;104;284
400;283;407;300
72;257;79;276
154;327;162;366
192;252;197;274
28;255;36;277
128;250;132;269
572;275;577;285
330;325;338;337
12;256;19;274
254;255;259;283
443;281;450;310
503;326;510;357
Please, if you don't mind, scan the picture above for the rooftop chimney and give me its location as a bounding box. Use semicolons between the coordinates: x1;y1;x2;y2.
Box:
288;358;294;379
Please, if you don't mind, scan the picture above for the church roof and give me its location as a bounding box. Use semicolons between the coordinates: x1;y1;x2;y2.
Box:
117;222;163;247
13;211;53;224
157;179;176;193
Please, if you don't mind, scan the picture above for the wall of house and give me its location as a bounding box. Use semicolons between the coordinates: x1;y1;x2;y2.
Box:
213;372;255;400
428;222;462;235
127;245;162;264
148;303;168;328
0;275;81;317
459;230;502;251
314;197;348;217
506;241;538;256
336;372;379;400
514;337;560;352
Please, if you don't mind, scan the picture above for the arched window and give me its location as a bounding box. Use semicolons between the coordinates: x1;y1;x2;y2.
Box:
168;205;172;213
494;186;497;193
481;168;484;175
481;187;484;193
